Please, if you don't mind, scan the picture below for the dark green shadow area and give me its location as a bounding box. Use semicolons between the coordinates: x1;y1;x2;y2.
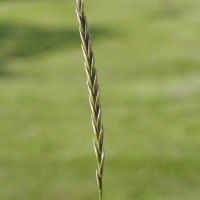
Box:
0;24;112;57
0;23;113;77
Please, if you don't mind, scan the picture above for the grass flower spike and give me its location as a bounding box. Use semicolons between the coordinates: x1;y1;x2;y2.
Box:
76;0;105;199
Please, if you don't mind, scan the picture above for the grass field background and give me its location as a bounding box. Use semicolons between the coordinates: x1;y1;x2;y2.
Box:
0;0;200;199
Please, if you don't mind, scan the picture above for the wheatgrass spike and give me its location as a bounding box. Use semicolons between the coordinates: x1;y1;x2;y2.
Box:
76;0;105;199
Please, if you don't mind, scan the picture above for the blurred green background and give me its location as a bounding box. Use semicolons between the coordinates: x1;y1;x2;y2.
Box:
0;0;200;199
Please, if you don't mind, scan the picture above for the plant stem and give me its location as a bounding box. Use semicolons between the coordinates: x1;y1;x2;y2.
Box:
99;192;102;200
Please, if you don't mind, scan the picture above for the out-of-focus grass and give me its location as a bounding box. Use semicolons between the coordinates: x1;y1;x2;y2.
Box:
0;0;200;200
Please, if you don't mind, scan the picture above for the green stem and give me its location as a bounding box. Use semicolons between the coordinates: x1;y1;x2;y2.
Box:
99;192;102;200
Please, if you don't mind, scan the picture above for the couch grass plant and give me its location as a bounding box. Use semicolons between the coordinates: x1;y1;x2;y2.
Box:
76;1;105;199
